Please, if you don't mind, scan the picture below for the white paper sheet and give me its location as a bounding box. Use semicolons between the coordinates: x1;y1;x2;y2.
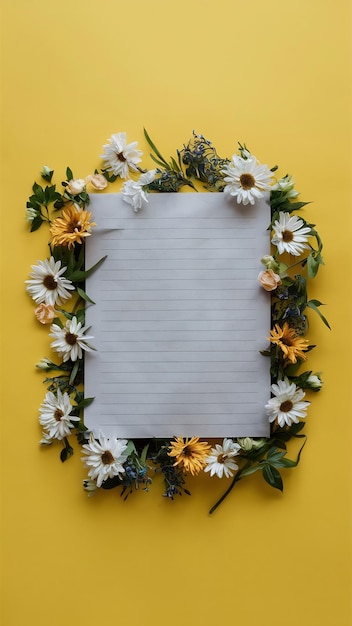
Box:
84;192;271;438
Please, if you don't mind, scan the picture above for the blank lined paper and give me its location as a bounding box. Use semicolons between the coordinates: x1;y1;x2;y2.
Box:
84;192;271;438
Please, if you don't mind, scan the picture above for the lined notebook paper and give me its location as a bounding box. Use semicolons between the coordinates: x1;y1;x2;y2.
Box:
84;192;270;438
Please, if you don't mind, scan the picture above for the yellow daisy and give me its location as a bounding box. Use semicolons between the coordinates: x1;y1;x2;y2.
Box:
50;206;96;249
269;322;309;364
168;437;211;476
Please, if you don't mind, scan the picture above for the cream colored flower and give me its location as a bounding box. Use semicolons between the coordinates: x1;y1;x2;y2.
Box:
85;173;108;191
258;269;281;291
34;303;56;324
66;178;86;195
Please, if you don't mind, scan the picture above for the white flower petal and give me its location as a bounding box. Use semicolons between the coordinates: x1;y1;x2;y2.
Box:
25;257;74;306
222;154;273;206
101;132;142;179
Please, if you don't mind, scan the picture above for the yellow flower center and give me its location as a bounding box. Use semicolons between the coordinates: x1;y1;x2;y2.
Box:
101;451;114;465
54;409;64;421
65;332;77;346
280;400;293;412
282;230;294;243
116;151;126;162
43;275;57;290
240;173;255;189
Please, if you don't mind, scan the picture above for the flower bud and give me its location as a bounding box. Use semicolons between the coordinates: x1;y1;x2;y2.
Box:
41;165;54;182
26;207;37;222
35;357;53;370
307;374;323;390
272;174;299;198
83;479;98;496
40;432;53;446
238;437;267;452
260;255;280;272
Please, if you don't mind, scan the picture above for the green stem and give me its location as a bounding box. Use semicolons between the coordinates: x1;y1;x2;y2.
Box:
208;466;247;515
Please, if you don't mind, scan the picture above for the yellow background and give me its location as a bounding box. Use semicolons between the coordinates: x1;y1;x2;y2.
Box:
1;1;351;625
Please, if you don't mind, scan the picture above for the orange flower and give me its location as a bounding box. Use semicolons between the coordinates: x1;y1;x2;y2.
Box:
34;303;56;324
168;436;211;476
50;206;96;249
258;269;281;292
269;322;309;363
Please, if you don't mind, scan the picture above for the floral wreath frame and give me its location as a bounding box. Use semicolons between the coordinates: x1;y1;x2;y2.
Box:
26;129;329;513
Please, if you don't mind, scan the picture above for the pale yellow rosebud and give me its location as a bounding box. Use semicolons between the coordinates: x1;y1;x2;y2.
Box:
258;269;282;292
238;437;267;451
34;303;56;324
85;173;108;191
66;178;86;195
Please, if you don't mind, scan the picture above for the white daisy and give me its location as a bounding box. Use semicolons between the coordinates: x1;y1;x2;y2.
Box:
101;132;142;179
50;316;94;362
222;154;273;205
265;378;310;427
82;432;128;487
204;438;241;478
39;388;79;440
121;170;156;212
271;212;311;256
26;257;74;306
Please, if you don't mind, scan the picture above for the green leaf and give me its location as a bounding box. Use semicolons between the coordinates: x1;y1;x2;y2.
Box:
125;440;137;456
66;167;73;181
67;255;107;282
150;154;169;169
287;201;310;212
77;287;95;304
75;309;86;324
30;215;44;232
144;128;169;167
75;397;95;410
52;316;63;328
140;444;149;464
239;464;262;477
60;448;69;462
170;156;181;172
32;182;45;201
69;360;79;385
262;464;283;491
307;254;318;278
307;300;331;329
